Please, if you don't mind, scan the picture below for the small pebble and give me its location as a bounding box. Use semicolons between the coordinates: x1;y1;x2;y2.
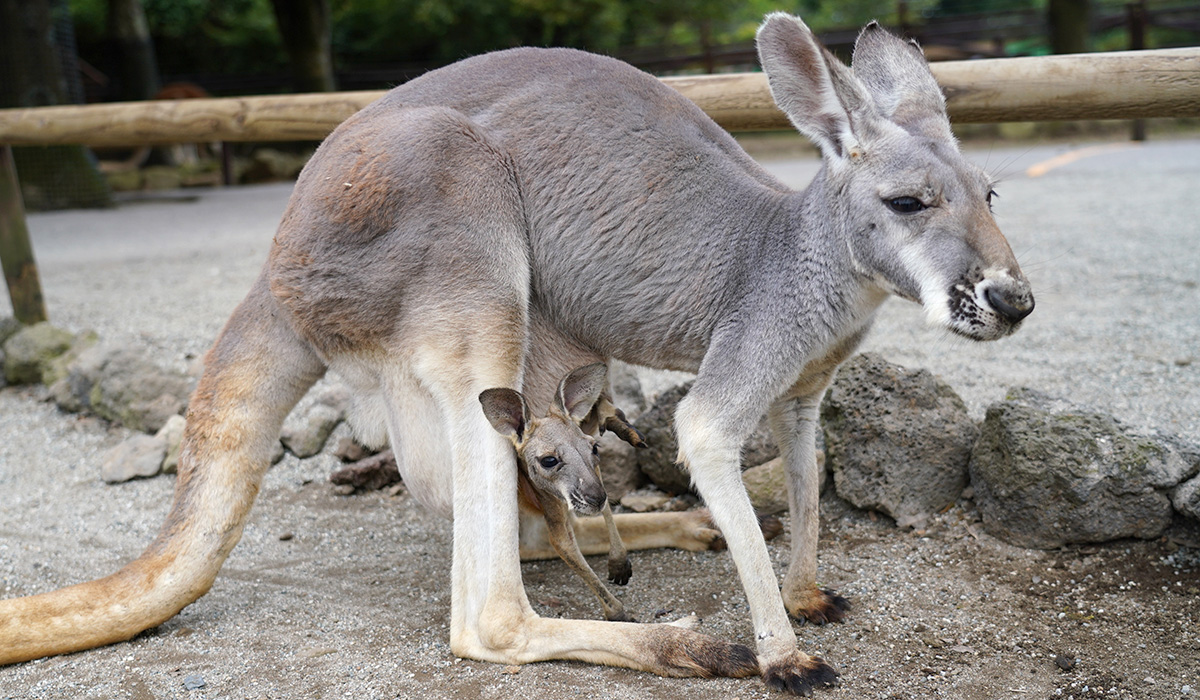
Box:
279;532;294;541
1054;654;1076;671
183;674;206;690
1181;684;1192;695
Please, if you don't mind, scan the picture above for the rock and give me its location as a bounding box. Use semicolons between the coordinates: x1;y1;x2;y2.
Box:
597;431;642;502
742;457;788;515
969;388;1195;549
821;353;978;526
49;343;107;413
156;415;187;475
42;330;99;387
0;316;22;345
742;418;781;471
240;148;309;183
0;317;19;389
182;674;206;691
1172;474;1200;521
330;450;400;491
741;451;828;515
2;322;74;385
270;439;286;465
50;342;193;433
633;381;778;495
620;490;670;513
87;347;191;433
101;433;168;483
281;401;343;458
607;360;647;422
633;383;693;494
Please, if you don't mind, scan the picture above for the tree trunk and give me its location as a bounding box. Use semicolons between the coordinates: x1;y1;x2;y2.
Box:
1048;0;1090;55
270;0;337;93
0;0;110;210
107;0;160;102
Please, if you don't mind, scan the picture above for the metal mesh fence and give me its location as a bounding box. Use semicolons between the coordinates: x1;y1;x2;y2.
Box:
0;0;110;210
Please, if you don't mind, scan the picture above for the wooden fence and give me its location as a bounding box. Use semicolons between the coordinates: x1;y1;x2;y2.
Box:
2;47;1199;321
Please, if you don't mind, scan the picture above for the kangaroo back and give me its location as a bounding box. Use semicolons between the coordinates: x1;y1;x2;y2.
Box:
0;14;1031;695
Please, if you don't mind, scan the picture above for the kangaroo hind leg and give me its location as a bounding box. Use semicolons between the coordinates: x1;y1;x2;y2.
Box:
0;275;325;664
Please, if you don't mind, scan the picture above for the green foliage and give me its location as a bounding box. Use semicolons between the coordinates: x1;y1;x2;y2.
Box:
67;0;1199;94
72;0;287;83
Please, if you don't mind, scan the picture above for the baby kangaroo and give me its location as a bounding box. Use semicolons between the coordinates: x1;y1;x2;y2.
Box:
480;363;642;622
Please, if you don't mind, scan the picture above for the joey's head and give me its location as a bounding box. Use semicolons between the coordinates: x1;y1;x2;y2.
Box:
757;14;1033;341
479;363;609;516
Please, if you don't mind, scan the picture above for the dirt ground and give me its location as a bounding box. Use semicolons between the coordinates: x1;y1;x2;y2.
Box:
3;138;1200;699
2;385;1197;700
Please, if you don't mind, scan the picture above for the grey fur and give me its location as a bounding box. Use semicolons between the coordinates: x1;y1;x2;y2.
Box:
270;11;1031;682
0;12;1033;690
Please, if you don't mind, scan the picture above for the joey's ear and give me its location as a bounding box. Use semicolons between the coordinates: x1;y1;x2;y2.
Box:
852;21;952;141
757;12;878;161
556;363;607;424
479;388;530;443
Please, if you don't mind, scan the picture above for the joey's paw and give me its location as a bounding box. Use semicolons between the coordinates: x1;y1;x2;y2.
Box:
761;652;839;696
605;608;636;623
686;508;727;551
758;513;784;541
787;588;850;625
608;556;632;586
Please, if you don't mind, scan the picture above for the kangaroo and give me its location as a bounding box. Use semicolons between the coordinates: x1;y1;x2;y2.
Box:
481;362;638;622
0;14;1033;695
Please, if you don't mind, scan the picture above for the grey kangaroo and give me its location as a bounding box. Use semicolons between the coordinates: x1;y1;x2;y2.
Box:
481;362;639;622
0;13;1032;695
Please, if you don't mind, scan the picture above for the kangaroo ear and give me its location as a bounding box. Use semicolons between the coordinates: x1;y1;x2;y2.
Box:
479;388;529;443
757;12;878;161
556;363;607;424
851;21;952;140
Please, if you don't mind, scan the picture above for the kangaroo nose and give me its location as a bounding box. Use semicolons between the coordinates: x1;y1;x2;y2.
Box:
984;285;1034;323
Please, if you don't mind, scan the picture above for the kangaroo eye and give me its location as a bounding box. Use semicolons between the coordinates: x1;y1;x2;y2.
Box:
987;189;998;211
539;455;560;470
591;443;599;456
887;196;926;214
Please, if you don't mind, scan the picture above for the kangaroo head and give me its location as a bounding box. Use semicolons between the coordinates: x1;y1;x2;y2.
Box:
758;14;1034;340
479;363;609;516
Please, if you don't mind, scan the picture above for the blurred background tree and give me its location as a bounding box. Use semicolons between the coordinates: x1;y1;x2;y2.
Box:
0;0;111;210
107;0;161;101
271;0;336;92
63;0;1198;101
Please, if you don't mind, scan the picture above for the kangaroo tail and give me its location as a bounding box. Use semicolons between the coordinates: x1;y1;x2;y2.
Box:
0;275;325;665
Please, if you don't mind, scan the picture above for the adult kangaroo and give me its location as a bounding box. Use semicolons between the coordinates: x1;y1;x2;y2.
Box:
0;13;1033;695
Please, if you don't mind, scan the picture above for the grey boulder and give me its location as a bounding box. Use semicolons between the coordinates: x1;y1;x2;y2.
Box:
821;353;978;527
969;389;1198;549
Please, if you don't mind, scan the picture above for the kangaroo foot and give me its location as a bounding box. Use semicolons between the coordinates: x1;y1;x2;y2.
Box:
608;554;632;585
785;586;850;625
761;650;839;696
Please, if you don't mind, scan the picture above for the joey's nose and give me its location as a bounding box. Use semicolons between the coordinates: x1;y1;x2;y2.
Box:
985;285;1034;323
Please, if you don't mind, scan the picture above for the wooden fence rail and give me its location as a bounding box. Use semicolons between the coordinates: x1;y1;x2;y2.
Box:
1;48;1198;147
2;47;1199;321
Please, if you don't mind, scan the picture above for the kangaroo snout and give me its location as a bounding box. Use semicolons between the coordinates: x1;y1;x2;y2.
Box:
984;283;1034;324
570;484;608;517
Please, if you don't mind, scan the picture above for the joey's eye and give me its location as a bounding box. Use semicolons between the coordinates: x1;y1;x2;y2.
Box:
591;443;599;456
539;455;560;470
887;197;926;214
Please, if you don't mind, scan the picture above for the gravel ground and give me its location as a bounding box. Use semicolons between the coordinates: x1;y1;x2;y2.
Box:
1;136;1198;699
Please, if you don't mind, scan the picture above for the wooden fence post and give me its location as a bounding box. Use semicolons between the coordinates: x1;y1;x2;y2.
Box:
1127;1;1148;141
0;145;48;324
